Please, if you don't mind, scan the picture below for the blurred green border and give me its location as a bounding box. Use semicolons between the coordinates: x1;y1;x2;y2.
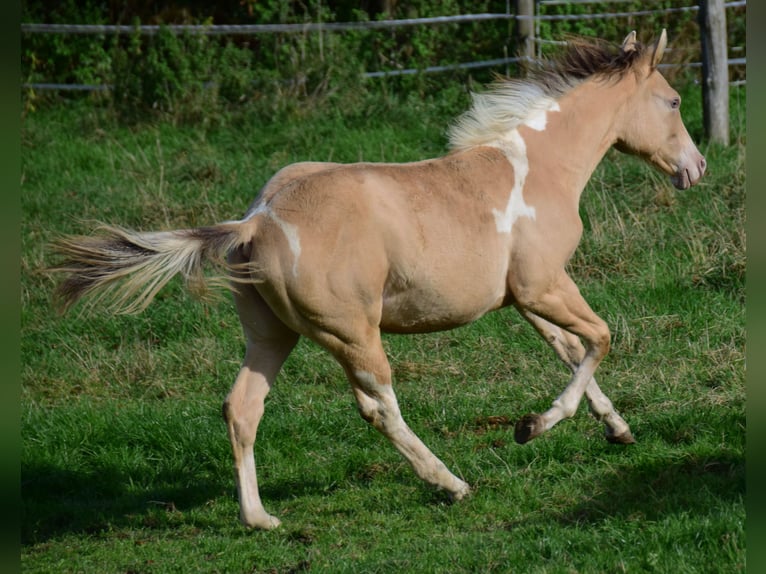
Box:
9;2;755;572
2;2;21;571
746;2;761;572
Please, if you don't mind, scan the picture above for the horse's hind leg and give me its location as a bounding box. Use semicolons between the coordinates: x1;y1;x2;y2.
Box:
223;285;298;529
519;310;635;444
330;328;470;501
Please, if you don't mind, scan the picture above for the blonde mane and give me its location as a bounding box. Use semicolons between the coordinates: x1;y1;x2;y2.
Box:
447;80;568;150
448;37;645;150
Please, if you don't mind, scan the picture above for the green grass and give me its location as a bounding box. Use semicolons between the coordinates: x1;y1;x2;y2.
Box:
21;86;745;573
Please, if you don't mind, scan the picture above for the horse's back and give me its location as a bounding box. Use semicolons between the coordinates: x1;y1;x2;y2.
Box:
258;148;514;234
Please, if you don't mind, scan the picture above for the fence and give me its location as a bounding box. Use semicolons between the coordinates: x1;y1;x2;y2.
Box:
22;1;745;141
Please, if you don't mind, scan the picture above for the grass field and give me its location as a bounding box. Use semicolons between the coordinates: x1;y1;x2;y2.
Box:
21;83;745;573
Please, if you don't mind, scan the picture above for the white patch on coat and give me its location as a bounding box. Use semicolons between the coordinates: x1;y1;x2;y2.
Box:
522;101;561;131
490;130;535;233
269;212;301;277
490;100;560;234
243;202;301;277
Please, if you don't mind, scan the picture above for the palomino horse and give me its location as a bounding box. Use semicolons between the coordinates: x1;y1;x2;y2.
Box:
52;30;706;529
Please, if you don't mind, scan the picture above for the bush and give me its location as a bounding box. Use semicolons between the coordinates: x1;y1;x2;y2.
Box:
111;24;218;124
22;1;513;123
21;1;746;124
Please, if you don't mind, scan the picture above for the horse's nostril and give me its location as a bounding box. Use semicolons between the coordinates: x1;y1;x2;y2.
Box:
700;157;707;172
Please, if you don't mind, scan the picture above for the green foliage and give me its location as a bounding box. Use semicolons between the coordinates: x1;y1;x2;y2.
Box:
22;1;747;124
111;24;220;124
22;0;113;110
21;1;511;122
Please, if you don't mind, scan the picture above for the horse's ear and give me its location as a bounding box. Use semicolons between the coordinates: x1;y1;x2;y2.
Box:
621;31;638;53
650;29;668;69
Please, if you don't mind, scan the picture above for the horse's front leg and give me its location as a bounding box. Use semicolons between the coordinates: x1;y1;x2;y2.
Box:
518;309;635;444
512;272;613;444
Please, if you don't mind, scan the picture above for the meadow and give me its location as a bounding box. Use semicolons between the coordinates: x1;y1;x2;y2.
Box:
21;81;745;572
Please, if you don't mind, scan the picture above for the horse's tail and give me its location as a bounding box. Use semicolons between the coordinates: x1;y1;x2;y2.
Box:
50;221;252;314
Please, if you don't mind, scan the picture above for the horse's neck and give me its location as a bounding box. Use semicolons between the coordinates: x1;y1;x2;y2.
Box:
522;79;630;202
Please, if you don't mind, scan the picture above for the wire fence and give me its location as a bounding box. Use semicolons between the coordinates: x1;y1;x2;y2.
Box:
21;1;746;91
20;13;513;35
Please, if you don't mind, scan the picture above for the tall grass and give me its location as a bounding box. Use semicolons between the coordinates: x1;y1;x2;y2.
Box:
21;82;744;572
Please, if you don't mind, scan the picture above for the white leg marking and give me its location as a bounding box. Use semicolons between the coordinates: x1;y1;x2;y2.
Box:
351;369;470;500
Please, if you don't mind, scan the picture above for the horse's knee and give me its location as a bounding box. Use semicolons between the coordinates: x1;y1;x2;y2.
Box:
223;391;264;444
590;325;611;359
559;331;586;363
353;386;401;433
222;397;242;436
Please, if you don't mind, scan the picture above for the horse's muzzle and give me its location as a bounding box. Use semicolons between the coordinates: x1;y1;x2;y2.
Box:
672;154;707;190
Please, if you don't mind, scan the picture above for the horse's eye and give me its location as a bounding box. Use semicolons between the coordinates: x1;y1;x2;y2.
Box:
670;97;681;110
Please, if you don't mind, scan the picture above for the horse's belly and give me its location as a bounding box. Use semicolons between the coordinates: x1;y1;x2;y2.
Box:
379;281;507;334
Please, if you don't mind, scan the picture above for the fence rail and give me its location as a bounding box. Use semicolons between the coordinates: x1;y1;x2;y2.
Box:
21;1;745;89
20;1;746;35
527;0;745;19
21;13;514;35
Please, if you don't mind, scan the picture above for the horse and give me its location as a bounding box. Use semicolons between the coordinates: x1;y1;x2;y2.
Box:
50;30;706;529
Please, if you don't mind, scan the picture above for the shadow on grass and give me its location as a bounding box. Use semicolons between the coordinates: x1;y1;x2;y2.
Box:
21;461;230;545
554;407;745;526
21;459;354;546
555;449;744;527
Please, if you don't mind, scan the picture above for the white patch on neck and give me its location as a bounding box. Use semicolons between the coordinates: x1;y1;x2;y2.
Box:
490;100;560;234
523;101;560;131
490;131;535;233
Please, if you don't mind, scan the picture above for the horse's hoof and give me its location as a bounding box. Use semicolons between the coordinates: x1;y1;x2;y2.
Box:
606;429;636;445
241;513;282;530
514;413;543;444
449;481;472;502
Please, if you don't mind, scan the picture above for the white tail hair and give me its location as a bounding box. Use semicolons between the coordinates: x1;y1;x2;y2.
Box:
51;222;250;314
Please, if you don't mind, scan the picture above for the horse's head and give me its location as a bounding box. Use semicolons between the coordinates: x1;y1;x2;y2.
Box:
614;30;706;190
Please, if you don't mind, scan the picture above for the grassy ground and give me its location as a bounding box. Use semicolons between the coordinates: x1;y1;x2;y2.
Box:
21;84;745;573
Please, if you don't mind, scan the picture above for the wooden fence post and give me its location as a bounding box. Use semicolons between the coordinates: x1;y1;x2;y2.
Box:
515;0;535;69
698;0;729;145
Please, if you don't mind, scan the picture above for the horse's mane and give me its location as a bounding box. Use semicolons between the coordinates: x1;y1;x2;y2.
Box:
448;37;646;150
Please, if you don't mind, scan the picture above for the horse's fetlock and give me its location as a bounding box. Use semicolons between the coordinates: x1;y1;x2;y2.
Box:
546;332;559;346
553;398;577;419
357;404;381;427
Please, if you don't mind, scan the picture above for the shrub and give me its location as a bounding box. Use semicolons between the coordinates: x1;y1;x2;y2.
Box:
21;1;746;124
